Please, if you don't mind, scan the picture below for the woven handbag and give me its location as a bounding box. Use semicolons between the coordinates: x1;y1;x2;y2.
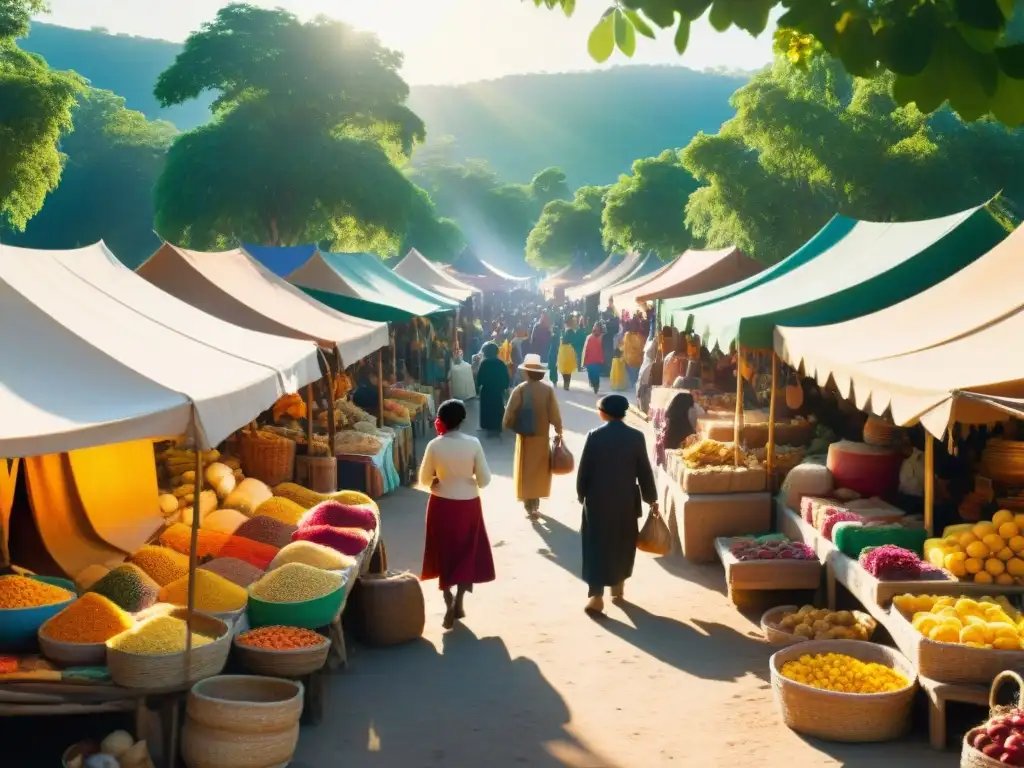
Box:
637;509;671;555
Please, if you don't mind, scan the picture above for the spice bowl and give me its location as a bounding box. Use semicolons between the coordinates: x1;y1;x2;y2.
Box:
38;631;108;667
246;584;345;630
233;633;331;678
0;597;76;651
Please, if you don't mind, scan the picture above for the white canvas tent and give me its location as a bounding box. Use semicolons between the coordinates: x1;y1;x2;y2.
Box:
0;242;323;457
137;244;388;365
393;248;480;303
565;252;644;302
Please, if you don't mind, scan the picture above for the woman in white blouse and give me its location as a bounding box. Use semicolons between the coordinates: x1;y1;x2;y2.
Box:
419;399;495;629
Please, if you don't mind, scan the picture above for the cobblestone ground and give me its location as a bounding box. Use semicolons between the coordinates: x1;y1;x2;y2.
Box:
295;376;958;768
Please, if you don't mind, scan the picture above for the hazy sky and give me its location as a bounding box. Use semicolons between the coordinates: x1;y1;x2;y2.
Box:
39;0;774;84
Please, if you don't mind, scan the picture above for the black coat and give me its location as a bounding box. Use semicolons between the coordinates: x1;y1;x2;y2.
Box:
576;419;657;587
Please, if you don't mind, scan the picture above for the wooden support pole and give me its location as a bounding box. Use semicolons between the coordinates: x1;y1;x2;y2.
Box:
305;384;315;450
377;350;385;429
924;435;935;537
734;346;745;467
767;352;778;481
185;445;203;654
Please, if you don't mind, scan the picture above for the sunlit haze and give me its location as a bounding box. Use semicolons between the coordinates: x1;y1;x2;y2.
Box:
39;0;773;84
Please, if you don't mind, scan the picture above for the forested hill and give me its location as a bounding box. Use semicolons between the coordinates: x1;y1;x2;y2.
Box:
19;22;747;186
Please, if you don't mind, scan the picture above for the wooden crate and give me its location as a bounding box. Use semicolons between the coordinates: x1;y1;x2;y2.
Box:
715;537;822;592
673;487;771;563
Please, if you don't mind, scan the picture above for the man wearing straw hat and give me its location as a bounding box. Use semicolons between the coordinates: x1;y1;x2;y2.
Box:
503;354;564;520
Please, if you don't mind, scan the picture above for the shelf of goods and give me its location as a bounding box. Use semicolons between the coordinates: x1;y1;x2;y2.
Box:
715;537;821;608
697;410;813;449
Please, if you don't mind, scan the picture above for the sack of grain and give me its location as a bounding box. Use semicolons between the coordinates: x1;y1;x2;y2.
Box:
349;571;425;647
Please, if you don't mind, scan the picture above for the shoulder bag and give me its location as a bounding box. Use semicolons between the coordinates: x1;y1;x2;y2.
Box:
512;384;536;437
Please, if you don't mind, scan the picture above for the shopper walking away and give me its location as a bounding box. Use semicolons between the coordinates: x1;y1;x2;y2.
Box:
503;354;564;520
547;325;562;385
476;341;510;437
576;394;658;614
582;323;605;394
419;400;495;629
622;319;645;387
636;320;659;414
531;312;553;364
569;315;586;372
557;320;578;391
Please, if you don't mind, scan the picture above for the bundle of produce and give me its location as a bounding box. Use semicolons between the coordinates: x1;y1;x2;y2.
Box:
199;557;264;588
237;625;326;650
218;536;279;570
158;570;248;613
268;541;356;572
353;421;379;435
261;424;310;441
315;409;351;430
88;564;161;613
332;372;353;400
40;593;133;644
221;477;273;516
254;497;306;526
180;490;218;527
305;432;335;456
272;393;306;423
772;605;875;641
335;399;375;425
128;546;190;587
681;438;745;468
234;516;297;549
272;482;375;511
0;575;74;609
203;462;238;501
779;652;909;693
388;388;428;407
859;545;947;582
382;399;411;426
925;512;1024;584
820;510;863;541
108;614;213;654
333;431;383;456
298;500;378;532
729;536;815;561
963;674;1024;766
250;563;344;603
200;507;249;536
159;523;230;559
292;524;372;556
157;447;224;489
893;594;1024;649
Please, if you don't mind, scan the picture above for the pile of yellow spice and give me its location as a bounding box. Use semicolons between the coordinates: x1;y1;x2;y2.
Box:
780;652;909;693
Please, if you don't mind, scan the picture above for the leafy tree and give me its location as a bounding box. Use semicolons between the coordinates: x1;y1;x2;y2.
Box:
152;3;434;250
4;88;177;265
681;54;1024;264
529;0;1024;125
0;1;83;231
526;185;609;269
602;149;700;259
529;167;572;208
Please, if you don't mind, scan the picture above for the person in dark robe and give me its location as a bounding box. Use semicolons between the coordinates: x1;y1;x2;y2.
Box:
531;311;553;363
569;315;586;371
601;311;619;376
476;341;510;436
576;394;658;614
351;365;389;419
547;325;562;384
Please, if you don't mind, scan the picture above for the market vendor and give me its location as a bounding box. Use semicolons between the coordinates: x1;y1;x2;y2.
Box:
351;364;390;418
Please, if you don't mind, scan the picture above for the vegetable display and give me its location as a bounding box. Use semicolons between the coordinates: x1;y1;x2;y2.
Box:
893;594;1024;649
250;563;343;603
237;625;326;650
108;614;213;654
967;711;1024;766
859;545;946;582
0;575;74;609
682;439;747;468
780;652;909;693
40;593;133;644
926;512;1024;584
729;537;815;562
773;605;874;641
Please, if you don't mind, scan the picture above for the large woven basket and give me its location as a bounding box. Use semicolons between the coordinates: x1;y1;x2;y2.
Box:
770;639;917;742
350;571;425;647
961;671;1024;768
760;605;878;647
106;610;231;689
240;431;296;487
234;635;331;679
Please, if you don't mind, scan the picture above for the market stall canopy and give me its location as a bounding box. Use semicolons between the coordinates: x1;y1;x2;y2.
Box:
539;257;588;298
283;249;459;322
451;246;533;281
0;242;322;457
393;248;480;303
661;215;858;320
137;244;389;365
776;225;1024;395
629;247;764;307
601;253;678;308
242;243;317;279
565;251;645;302
446;267;528;294
675;204;1007;352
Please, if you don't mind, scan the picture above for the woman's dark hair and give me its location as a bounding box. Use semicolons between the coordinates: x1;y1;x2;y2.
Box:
526;370;545;381
437;399;467;431
664;391;696;449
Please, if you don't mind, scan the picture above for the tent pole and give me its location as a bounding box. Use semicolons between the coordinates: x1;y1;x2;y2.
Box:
377;350;385;429
326;350;338;463
305;384;315;450
734;347;745;466
924;435;935;537
767;352;778;483
185;443;203;655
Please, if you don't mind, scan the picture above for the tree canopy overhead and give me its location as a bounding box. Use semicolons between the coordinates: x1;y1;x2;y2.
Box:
526;185;609;269
531;0;1024;125
153;2;439;251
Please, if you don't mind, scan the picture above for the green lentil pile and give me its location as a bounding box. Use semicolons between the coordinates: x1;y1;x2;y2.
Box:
250;563;343;603
88;564;160;612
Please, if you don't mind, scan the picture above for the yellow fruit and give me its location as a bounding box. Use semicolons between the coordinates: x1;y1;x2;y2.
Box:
965;557;984;574
993;510;1015;527
1010;536;1024;553
947;559;967;577
955;598;981;616
994;636;1022;651
997;573;1016;586
1001;522;1021;539
987;558;1007;576
999;547;1015;562
975;522;998;539
984;533;1006;552
960;532;980;549
929;624;961;643
1015;513;1024;530
975;571;995;584
935;595;956;607
960;623;986;644
928;548;948;567
966;541;990;559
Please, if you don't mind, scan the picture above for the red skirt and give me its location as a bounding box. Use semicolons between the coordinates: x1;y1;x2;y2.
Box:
421;495;496;590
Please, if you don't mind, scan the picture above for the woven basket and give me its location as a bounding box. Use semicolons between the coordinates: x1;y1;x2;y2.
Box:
106;610;230;689
240;431;296;487
770;639;917;742
234;636;330;679
760;605;878;647
350;571;425;647
38;632;107;667
961;671;1024;768
186;675;303;734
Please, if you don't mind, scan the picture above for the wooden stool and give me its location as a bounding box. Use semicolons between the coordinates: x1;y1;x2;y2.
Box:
919;676;989;749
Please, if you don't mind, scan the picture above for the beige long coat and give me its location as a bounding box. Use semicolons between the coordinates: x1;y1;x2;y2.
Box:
502;379;563;501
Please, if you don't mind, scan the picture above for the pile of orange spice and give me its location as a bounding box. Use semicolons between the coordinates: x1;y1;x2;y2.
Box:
237;625;325;651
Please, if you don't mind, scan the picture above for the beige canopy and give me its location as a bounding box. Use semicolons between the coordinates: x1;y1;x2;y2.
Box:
138;244;388;365
393;248;479;303
0;242;322;457
565;252;643;302
774;226;1024;438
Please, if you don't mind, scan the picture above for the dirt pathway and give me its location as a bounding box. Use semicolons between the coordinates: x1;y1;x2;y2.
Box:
295;378;958;768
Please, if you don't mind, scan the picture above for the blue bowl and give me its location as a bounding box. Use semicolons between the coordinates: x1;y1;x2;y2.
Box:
0;598;76;651
28;575;78;595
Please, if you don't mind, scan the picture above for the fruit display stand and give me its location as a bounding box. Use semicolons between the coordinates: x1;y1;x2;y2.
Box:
714;538;822;608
